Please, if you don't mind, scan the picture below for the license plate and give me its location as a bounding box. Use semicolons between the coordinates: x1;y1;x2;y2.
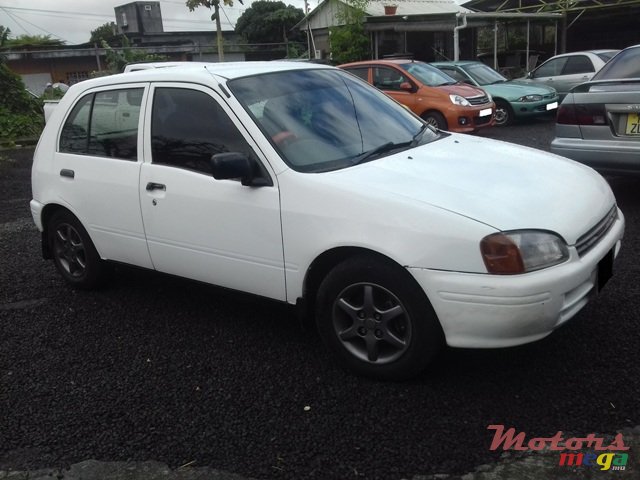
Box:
546;101;558;111
597;249;614;292
479;108;492;117
625;113;640;135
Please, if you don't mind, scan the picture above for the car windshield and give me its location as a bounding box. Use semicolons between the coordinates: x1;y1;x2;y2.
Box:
228;68;438;173
464;63;507;85
592;47;640;80
398;62;458;87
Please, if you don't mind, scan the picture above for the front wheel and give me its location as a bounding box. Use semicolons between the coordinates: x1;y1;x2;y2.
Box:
315;256;443;380
494;100;514;127
421;111;447;131
48;210;107;289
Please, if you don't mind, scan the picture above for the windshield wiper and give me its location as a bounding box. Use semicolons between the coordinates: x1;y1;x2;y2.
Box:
410;123;430;146
351;141;410;166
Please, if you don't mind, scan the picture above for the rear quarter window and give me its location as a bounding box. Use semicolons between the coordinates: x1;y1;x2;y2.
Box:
59;88;143;161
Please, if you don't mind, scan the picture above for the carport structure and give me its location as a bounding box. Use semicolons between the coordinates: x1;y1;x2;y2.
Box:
464;0;640;52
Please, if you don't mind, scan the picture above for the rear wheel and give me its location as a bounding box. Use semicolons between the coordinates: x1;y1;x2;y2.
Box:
315;255;443;380
421;111;447;131
48;210;106;289
494;100;514;126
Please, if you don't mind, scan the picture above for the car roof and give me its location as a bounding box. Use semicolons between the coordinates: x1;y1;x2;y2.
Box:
340;59;419;68
70;61;335;90
431;61;483;67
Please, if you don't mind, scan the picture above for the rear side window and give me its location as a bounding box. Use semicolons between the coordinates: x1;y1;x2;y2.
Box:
150;87;254;175
345;67;369;82
562;55;595;75
59;88;143;160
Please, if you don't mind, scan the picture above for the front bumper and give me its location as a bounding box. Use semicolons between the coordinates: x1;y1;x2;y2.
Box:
512;98;559;118
408;208;624;348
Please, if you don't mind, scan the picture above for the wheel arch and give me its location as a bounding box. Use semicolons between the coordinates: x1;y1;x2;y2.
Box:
40;204;83;259
299;246;429;321
419;109;448;130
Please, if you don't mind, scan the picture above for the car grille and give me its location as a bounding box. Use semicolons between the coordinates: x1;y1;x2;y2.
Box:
475;115;492;125
575;206;618;257
543;93;556;100
467;95;490;106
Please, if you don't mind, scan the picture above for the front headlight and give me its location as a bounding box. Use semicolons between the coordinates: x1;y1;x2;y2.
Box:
517;94;543;102
480;230;569;274
450;94;471;107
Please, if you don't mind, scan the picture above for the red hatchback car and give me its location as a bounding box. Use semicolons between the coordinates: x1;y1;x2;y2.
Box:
340;59;495;133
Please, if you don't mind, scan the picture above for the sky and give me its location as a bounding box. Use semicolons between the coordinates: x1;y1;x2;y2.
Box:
0;0;311;45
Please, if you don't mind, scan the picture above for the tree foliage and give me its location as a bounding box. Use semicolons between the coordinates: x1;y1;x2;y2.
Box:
329;0;370;64
186;0;242;61
90;22;118;45
101;36;166;73
0;63;43;142
235;1;305;44
3;34;65;49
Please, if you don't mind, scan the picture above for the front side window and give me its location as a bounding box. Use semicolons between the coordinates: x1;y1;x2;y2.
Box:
150;87;255;175
372;67;410;91
229;68;437;173
533;58;567;78
59;87;142;160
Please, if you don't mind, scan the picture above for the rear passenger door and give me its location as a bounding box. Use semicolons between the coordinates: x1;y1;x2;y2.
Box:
55;84;153;269
139;84;286;301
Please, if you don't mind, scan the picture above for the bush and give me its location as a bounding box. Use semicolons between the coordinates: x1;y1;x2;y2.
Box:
0;63;43;143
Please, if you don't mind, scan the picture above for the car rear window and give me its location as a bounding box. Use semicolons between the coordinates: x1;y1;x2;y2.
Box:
593;47;640;80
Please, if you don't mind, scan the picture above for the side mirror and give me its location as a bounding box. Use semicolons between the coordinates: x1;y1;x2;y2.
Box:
209;152;271;187
399;81;413;92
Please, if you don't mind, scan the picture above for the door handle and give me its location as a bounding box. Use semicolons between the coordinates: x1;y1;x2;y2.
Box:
146;182;166;192
60;169;74;178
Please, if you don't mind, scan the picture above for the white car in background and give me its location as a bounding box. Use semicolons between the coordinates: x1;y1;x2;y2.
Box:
31;61;624;380
524;49;619;98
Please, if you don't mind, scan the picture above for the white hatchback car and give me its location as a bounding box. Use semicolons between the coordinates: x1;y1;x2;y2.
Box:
31;61;624;380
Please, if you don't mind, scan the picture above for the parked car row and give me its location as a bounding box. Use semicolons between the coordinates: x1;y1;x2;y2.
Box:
339;59;559;130
339;45;639;176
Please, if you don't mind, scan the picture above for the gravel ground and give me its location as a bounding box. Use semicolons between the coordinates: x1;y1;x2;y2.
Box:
1;118;639;479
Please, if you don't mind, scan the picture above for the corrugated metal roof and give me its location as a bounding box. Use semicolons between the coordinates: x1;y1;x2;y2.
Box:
365;0;472;16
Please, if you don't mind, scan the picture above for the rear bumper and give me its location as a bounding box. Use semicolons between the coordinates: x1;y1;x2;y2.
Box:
551;137;640;174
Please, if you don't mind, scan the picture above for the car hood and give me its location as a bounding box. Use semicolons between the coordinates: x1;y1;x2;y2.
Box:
436;82;488;99
482;80;557;99
322;134;615;245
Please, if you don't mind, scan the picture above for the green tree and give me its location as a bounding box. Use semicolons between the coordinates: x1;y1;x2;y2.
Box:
186;0;243;62
4;34;65;49
0;26;10;64
0;62;43;143
329;0;370;64
90;22;118;45
236;1;304;45
101;36;166;73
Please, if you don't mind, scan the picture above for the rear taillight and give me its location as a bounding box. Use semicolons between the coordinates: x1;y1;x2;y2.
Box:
557;104;607;125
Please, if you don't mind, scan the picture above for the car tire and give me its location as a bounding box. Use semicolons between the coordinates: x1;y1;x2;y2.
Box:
494;100;514;127
315;255;443;380
421;111;447;131
48;210;107;289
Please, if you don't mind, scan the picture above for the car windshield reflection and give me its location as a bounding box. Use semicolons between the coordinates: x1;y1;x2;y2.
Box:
229;69;439;172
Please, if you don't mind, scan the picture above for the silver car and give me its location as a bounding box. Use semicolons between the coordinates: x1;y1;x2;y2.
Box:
525;50;619;99
550;45;640;175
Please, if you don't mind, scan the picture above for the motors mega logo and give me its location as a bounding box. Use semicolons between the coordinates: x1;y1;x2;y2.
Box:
487;425;630;471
